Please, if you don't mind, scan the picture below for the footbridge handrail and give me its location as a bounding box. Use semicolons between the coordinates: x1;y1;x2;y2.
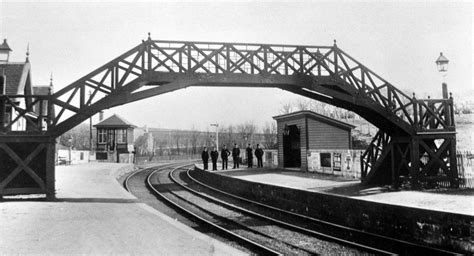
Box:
1;36;453;138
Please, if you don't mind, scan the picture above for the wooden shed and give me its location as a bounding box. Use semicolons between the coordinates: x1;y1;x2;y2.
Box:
273;111;355;171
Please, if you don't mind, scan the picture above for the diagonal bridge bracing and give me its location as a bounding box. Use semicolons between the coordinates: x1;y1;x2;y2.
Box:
0;35;458;198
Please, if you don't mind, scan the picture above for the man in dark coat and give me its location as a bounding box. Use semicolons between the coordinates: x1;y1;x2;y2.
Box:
201;147;209;170
221;145;230;170
255;144;264;168
246;144;253;168
232;144;240;169
210;147;219;171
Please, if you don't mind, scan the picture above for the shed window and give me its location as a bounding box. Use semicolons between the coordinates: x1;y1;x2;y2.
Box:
116;129;127;143
98;129;106;143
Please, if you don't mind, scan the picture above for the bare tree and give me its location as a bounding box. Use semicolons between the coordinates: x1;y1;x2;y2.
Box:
204;128;213;147
280;101;293;114
279;98;358;122
60;123;91;150
173;130;180;155
190;125;200;154
262;122;277;149
296;98;311;111
134;135;148;156
155;138;167;156
308;100;326;114
246;121;257;144
237;121;257;147
220;124;236;147
218;125;228;148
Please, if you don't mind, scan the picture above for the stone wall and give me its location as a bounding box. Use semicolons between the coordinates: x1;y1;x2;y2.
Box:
307;149;362;179
191;168;472;254
57;149;90;165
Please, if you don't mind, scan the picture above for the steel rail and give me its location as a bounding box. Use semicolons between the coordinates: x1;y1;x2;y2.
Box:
187;169;462;256
124;162;189;192
172;168;392;255
145;164;282;256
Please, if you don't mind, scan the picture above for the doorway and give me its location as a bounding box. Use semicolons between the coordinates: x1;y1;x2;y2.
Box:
283;125;301;168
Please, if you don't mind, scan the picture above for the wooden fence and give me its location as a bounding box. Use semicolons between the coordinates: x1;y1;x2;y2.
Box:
456;151;473;188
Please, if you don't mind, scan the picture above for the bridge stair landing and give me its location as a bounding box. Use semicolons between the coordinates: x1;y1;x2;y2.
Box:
361;130;458;188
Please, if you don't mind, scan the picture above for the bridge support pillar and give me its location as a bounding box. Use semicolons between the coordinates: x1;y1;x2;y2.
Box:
448;137;459;188
363;132;459;188
410;137;420;187
0;135;56;200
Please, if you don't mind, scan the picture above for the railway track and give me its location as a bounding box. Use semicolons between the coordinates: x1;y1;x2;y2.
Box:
125;163;460;255
143;164;385;255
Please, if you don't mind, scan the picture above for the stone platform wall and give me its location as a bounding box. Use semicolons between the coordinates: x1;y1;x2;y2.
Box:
191;168;472;254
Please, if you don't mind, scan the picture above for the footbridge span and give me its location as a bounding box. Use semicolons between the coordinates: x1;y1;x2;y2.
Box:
0;35;457;198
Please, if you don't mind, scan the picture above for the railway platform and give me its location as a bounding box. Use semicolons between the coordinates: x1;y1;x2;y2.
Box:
193;165;473;253
211;166;474;216
0;163;245;255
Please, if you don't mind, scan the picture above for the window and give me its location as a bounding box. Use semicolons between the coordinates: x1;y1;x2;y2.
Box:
116;129;127;143
116;129;122;143
98;129;106;143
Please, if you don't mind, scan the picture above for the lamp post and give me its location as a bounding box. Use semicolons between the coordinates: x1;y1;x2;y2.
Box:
210;123;219;149
435;52;449;99
0;39;12;64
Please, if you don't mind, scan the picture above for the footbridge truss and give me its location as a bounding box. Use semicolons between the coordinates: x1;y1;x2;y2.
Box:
0;35;457;198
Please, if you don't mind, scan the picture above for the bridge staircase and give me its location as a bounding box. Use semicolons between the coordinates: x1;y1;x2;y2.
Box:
289;43;458;187
359;97;457;187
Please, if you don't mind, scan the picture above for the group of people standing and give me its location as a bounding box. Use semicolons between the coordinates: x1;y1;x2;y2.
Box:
201;143;264;171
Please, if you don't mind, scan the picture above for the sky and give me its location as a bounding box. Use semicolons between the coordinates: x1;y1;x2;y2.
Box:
0;0;472;131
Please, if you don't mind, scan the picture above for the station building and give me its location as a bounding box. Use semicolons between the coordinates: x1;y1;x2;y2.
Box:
273;111;358;176
93;114;136;163
0;39;50;131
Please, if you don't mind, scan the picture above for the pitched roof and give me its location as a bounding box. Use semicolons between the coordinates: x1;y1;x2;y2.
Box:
0;62;31;95
93;114;136;128
0;39;12;52
273;110;355;130
435;52;448;63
